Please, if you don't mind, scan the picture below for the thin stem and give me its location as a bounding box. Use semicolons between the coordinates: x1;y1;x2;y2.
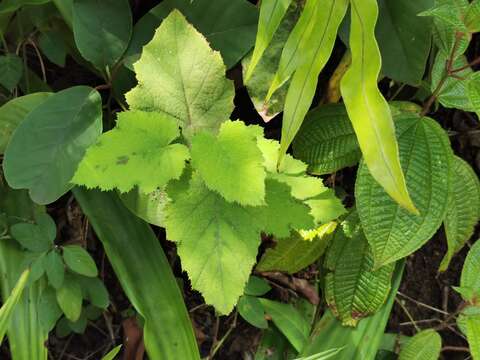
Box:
395;297;421;332
451;56;480;73
397;291;449;315
441;346;471;353
27;38;46;83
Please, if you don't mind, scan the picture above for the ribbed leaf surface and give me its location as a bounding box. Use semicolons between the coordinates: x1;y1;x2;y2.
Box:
440;156;480;271
460;240;480;301
324;212;394;326
398;330;442;360
356;115;452;267
458;307;480;359
292;104;361;175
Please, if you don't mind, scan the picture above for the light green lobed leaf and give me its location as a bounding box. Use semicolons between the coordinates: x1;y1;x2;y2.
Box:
3;86;102;205
278;0;349;163
324;212;395;327
356;115;452;267
164;173;313;314
0;92;51;153
245;0;292;82
398;329;442;360
126;10;234;142
439;156;480;271
257;221;337;274
292;104;361;175
341;0;416;213
73;110;189;194
191;121;266;206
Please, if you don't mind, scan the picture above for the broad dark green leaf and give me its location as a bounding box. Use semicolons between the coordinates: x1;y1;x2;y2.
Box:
77;276;109;309
38;287;62;332
341;0;416;213
56;274;83;322
124;0;258;69
356;115;452;267
72;0;132;74
62;245;98;277
0;92;51;153
279;0;349;163
245;0;292;81
398;330;441;360
375;0;433;85
73;188;200;359
3;86;102;205
10;213;55;252
440;156;480;271
292;104;361;175
238;295;268;329
38;30;67;67
0;54;23;91
45;250;65;289
244;276;271;297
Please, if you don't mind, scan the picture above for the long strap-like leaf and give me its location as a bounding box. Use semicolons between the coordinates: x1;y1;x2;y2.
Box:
340;0;417;213
73;188;200;360
278;0;349;163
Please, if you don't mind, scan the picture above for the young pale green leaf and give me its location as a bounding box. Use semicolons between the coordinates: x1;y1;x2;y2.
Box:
375;0;433;85
459;240;480;302
457;307;480;359
165;174;312;314
257;222;336;274
278;0;349;164
398;330;442;360
237;295;268;329
191;121;265;205
102;345;122;360
45;250;65;289
259;298;310;352
73;188;200;359
56;275;83;322
245;0;292;82
440;156;480;271
72;110;189;194
356;116;452;267
244;276;271;297
10;213;56;252
124;0;258;70
341;0;416;214
120;188;169;227
3;86;102;205
292;104;361;175
0;92;51;153
0;54;23;91
243;1;301;120
72;0;132;73
62;245;98;277
0;269;29;343
126;10;234;141
325;212;395;327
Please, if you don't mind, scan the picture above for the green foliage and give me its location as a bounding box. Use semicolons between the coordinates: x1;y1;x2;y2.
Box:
457;240;480;304
62;245;98;278
0;54;23;91
73;110;189;193
125;10;235;142
458;307;480;359
102;345;122;360
56;274;82;322
72;0;132;74
120;188;169;227
356;115;452;267
440;156;480;271
238;295;268;329
10;213;55;252
324;212;395;326
38;30;67;67
398;330;442;360
3;86;102;205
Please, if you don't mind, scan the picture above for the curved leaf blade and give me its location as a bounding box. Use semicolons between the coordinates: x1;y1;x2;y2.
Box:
341;0;416;213
459;240;480;302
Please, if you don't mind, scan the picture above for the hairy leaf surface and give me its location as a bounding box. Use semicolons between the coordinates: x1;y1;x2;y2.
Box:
191;121;266;206
73;110;189;194
3;86;102;205
440;156;480;271
325;212;395;326
398;330;442;360
293;104;361;175
165;174;313;314
126;10;234;141
341;0;416;213
356;115;452;267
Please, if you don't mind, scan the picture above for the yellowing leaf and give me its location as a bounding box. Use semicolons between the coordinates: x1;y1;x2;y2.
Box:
126;10;234;141
191;121;266;206
73;110;189;194
341;0;416;213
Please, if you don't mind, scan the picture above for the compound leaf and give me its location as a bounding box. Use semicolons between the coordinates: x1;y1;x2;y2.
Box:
398;330;442;360
62;245;98;278
356;115;452;267
10;213;56;252
325;212;395;327
126;10;234;142
440;156;480;271
191;121;266;206
73;110;189;194
3;86;102;205
341;0;416;213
